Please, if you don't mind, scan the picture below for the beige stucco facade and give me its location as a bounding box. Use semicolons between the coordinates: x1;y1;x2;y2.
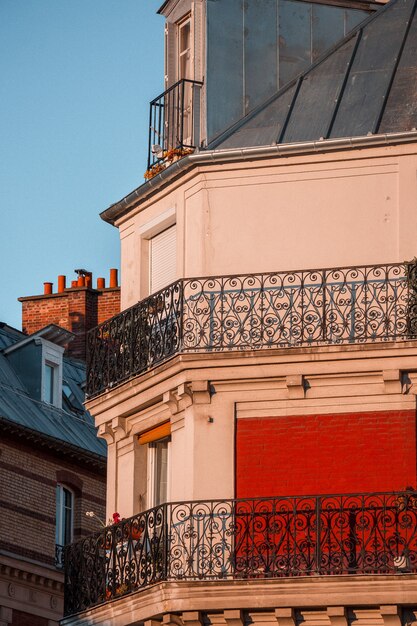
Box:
70;135;417;626
117;143;417;309
87;339;417;519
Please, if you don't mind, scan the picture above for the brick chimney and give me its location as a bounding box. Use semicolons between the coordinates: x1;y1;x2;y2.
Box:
19;269;121;361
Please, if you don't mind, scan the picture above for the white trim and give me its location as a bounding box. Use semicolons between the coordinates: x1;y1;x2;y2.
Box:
55;484;74;546
147;439;171;508
41;339;64;408
139;207;176;239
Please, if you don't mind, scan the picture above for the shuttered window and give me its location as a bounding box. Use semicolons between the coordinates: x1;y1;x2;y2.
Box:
150;225;177;294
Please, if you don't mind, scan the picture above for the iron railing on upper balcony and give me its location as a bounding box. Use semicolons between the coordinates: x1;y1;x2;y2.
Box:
86;262;417;398
147;78;203;170
64;490;417;616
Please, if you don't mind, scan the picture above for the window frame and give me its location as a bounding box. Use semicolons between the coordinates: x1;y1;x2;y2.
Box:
177;14;192;80
41;339;64;408
55;483;75;546
147;437;171;508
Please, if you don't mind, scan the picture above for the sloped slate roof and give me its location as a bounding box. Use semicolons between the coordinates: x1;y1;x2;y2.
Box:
0;325;106;459
211;0;417;150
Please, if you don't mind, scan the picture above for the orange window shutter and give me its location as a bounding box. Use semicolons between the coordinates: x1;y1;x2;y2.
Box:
138;421;171;445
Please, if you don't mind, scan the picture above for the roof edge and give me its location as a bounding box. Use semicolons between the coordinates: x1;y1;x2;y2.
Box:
0;416;107;471
101;130;417;226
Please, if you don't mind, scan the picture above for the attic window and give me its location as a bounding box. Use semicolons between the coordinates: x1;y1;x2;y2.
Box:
178;16;191;80
44;363;56;404
42;341;64;408
62;381;84;413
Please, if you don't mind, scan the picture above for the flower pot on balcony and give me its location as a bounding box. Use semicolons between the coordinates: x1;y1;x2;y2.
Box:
131;527;142;541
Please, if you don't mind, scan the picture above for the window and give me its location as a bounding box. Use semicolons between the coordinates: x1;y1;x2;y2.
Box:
55;484;73;567
149;224;177;294
178;17;191;80
148;438;170;507
41;340;64;408
139;422;172;508
62;380;85;414
44;363;55;404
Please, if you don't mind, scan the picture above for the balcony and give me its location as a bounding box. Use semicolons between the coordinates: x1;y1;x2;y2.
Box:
146;79;203;177
86;262;417;398
64;490;417;617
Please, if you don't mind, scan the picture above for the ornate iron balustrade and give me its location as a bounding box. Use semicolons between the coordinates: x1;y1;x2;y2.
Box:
86;262;417;398
64;491;417;616
148;78;203;170
55;543;65;569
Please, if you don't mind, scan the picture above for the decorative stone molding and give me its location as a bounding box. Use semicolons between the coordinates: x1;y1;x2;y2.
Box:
98;416;130;444
275;608;296;626
162;381;211;418
97;422;115;444
162;615;184;626
327;606;348;626
286;375;305;399
383;370;403;395
190;380;211;405
224;610;245;626
112;416;129;440
182;612;204;626
380;605;402;626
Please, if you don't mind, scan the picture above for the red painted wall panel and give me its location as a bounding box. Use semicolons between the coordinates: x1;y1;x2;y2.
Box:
236;410;416;498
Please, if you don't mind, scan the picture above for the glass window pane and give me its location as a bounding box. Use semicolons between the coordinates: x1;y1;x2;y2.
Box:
155;441;168;506
44;364;54;404
56;485;73;546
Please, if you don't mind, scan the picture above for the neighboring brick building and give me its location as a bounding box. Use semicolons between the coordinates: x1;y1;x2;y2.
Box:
0;269;116;625
19;269;120;361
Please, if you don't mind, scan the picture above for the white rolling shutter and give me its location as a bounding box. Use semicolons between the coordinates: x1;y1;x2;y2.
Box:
150;225;177;293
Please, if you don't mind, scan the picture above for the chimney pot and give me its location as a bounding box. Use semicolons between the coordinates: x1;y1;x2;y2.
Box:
58;275;66;293
85;273;92;288
77;275;86;287
97;277;105;289
43;282;53;295
71;280;78;288
109;268;118;288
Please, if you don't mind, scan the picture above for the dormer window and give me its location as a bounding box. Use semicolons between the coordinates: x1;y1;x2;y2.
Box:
3;324;73;408
41;341;64;408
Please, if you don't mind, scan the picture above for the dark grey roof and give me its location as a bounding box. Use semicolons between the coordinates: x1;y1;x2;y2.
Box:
0;325;106;459
211;0;417;150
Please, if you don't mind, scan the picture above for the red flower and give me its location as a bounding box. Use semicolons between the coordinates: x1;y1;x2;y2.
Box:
112;512;121;524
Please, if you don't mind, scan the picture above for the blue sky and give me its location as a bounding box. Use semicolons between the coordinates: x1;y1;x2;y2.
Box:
0;0;163;328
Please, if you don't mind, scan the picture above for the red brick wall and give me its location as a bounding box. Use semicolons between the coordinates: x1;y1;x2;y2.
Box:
0;437;106;566
20;287;120;361
236;410;417;498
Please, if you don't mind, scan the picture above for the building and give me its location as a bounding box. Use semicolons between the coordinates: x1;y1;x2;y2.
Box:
63;1;417;626
0;271;120;626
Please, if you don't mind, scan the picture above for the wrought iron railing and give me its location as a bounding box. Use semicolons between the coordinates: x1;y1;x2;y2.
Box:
86;262;417;398
64;491;417;616
55;543;65;569
147;78;203;170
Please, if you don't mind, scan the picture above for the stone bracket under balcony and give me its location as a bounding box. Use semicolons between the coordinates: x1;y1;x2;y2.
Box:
61;577;417;626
